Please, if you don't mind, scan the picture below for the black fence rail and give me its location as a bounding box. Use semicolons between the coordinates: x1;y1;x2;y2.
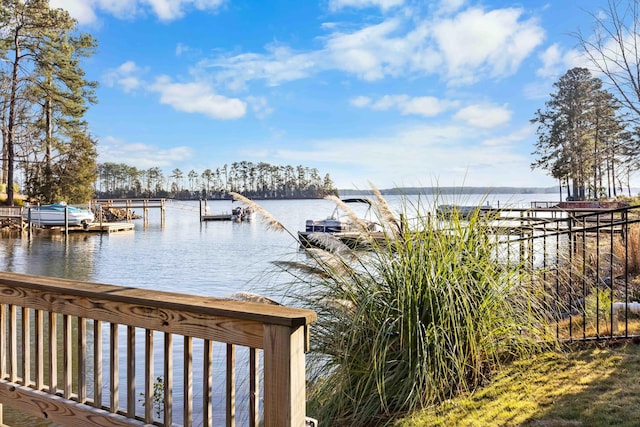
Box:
497;204;640;342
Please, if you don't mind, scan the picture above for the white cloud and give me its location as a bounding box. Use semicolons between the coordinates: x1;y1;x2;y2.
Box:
246;96;273;119
350;96;372;108
202;4;544;90
273;122;547;189
537;43;563;78
206;44;318;90
432;7;545;85
481;125;532;147
454;103;512;128
397;96;452;116
53;0;225;23
144;0;225;21
149;76;246;119
436;0;467;15
103;61;145;93
353;94;454;117
536;43;590;80
103;64;249;121
324;19;411;81
328;0;404;12
50;0;99;25
97;136;193;169
94;0;138;19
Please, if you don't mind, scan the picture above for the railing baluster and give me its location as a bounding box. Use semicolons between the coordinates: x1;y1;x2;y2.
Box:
63;314;72;398
110;323;119;413
144;329;154;423
164;332;173;425
203;339;212;427
249;348;259;427
184;336;193;427
35;309;43;389
22;307;30;387
78;317;87;404
48;311;57;394
127;325;135;417
94;319;103;408
226;343;235;427
0;304;6;379
8;305;16;383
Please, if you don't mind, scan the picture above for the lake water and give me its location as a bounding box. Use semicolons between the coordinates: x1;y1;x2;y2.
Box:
0;193;557;425
0;193;557;296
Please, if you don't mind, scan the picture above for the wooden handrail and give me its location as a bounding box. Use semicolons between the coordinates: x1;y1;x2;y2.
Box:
0;271;316;427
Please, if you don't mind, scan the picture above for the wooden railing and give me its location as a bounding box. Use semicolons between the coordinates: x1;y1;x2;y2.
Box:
0;272;317;426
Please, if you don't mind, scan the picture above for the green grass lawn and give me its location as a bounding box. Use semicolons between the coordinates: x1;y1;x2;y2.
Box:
396;340;640;427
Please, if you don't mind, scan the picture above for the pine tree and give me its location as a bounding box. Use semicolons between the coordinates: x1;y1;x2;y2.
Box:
531;67;627;200
0;0;97;205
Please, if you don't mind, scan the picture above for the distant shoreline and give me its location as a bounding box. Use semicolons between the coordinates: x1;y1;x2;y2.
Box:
338;186;559;196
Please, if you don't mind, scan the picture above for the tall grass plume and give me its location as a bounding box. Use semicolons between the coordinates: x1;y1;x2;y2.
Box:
236;190;557;426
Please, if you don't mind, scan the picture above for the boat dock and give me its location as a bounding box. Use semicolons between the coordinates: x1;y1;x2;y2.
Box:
54;222;135;233
199;199;252;222
92;198;166;225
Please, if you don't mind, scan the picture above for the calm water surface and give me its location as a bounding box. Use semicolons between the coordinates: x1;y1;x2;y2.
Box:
0;194;557;296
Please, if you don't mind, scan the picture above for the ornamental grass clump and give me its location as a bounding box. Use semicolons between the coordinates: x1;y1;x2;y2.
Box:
236;190;557;426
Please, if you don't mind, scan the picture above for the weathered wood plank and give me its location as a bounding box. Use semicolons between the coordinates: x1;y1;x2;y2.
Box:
249;348;259;427
8;306;15;383
48;312;57;395
0;304;5;379
21;307;30;387
63;314;72;398
203;339;212;427
127;325;135;417
110;323;119;413
184;336;193;427
94;320;103;409
163;333;173;426
226;344;235;427
144;329;153;424
35;310;43;389
78;317;86;404
0;380;148;426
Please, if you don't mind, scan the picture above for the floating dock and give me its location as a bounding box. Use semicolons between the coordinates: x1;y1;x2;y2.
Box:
43;222;135;234
199;199;252;222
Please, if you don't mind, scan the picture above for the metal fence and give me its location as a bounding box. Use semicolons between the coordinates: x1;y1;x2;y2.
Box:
497;204;640;341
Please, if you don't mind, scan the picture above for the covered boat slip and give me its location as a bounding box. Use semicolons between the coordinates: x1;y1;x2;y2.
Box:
22;202;94;226
298;198;381;248
0;202;136;234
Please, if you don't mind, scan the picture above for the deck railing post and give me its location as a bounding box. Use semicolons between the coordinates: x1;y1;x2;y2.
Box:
263;324;307;427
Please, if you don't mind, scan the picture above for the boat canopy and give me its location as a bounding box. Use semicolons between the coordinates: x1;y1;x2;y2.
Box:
340;198;371;204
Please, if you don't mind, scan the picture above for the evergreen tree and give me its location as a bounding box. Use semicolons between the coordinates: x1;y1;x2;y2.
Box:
0;0;97;204
531;68;627;200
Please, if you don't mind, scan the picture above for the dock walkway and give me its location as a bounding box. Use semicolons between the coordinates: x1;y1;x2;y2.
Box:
48;222;135;233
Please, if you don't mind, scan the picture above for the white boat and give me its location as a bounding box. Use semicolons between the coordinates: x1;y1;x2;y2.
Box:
298;198;379;249
23;202;94;226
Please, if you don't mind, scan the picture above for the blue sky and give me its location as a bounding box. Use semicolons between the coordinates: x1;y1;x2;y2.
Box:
50;0;608;190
